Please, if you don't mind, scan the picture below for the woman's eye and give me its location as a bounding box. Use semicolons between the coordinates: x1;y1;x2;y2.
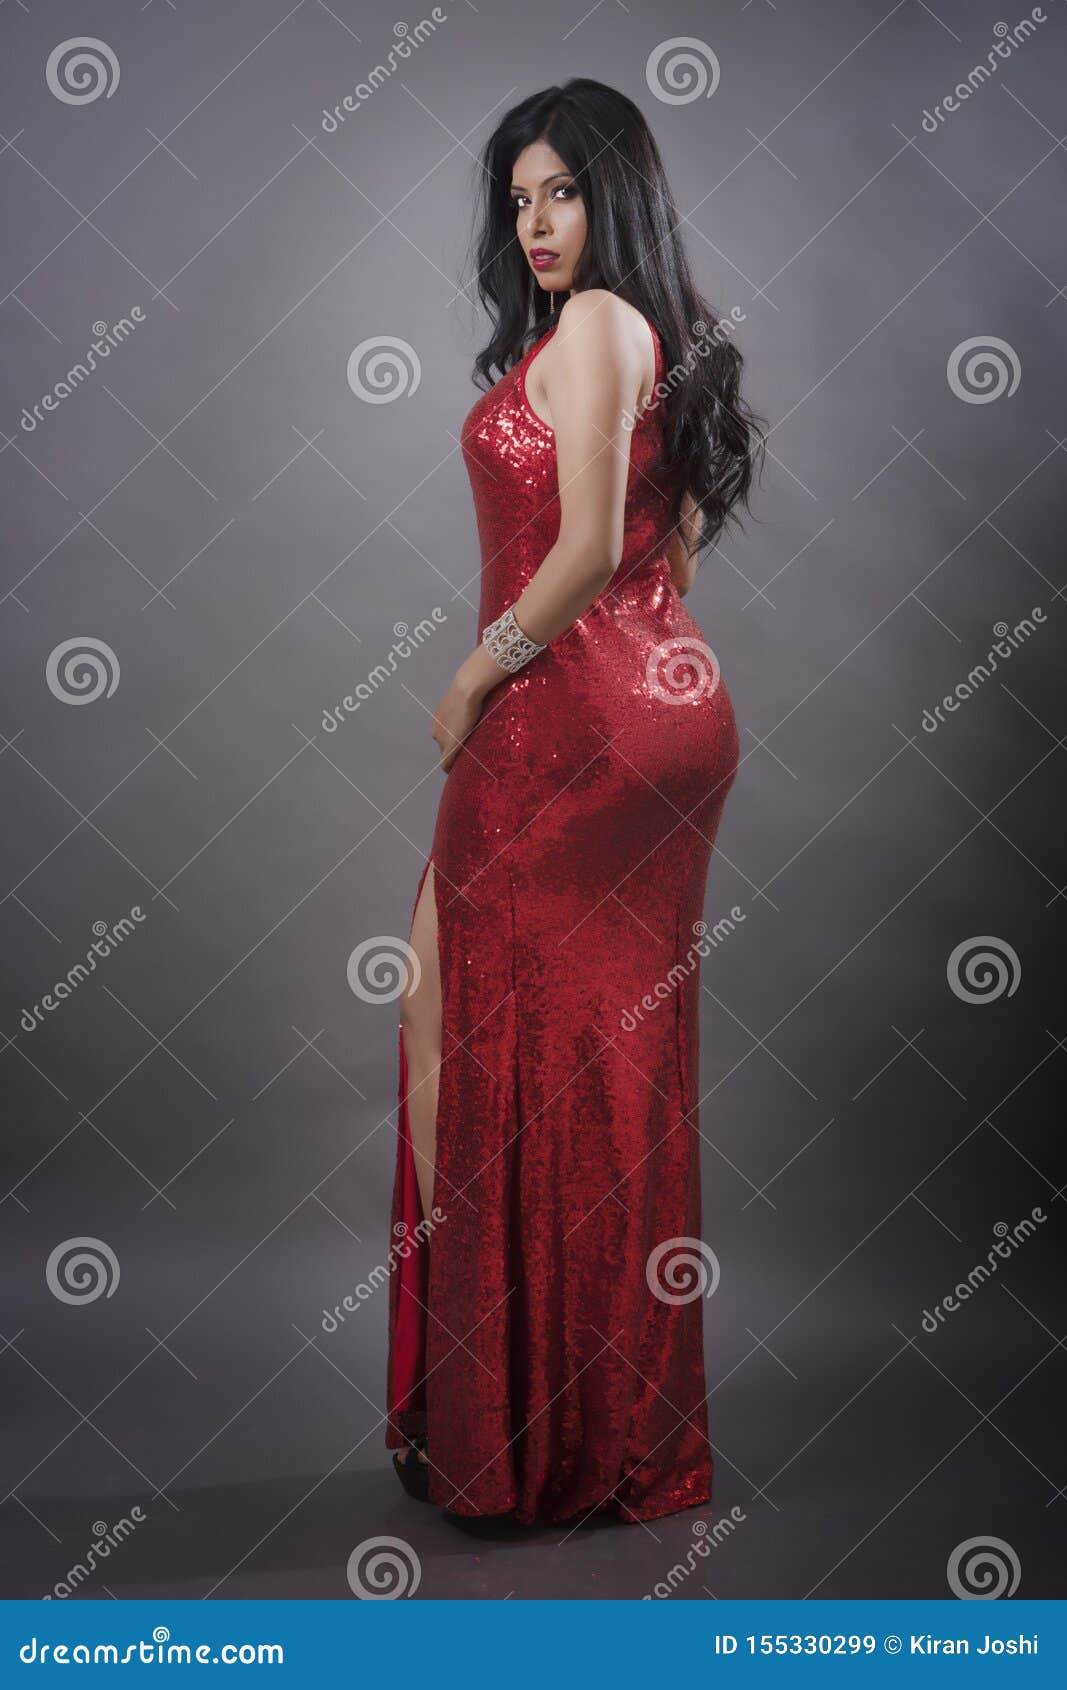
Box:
510;185;578;212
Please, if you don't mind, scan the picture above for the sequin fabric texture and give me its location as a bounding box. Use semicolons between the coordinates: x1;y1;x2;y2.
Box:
386;315;741;1525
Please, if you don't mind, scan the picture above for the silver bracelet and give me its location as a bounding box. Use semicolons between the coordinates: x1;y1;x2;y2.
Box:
481;604;546;674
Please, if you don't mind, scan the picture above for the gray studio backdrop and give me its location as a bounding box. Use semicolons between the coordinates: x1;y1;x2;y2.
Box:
2;0;1064;1601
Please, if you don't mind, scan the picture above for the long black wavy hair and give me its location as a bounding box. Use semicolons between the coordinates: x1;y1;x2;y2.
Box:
465;77;764;557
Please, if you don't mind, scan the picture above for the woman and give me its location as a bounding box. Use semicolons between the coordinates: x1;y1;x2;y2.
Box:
385;77;762;1528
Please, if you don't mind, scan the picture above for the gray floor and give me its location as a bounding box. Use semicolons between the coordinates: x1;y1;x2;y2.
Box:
6;1296;1065;1599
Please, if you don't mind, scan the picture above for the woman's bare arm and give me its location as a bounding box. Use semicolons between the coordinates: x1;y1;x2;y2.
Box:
437;290;650;765
469;288;646;650
667;486;703;598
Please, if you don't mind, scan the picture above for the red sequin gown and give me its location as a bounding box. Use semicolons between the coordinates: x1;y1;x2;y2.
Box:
386;313;740;1524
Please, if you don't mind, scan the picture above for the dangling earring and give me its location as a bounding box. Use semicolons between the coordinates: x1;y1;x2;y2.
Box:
549;290;556;317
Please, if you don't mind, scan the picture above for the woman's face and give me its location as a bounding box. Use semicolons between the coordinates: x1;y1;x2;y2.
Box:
509;139;587;296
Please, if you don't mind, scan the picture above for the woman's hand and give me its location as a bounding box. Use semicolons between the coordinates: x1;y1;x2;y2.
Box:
430;673;487;773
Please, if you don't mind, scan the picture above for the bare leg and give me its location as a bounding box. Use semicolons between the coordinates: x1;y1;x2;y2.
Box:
401;862;442;1227
396;863;442;1477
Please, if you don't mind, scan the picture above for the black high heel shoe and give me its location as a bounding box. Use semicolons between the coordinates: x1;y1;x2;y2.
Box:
392;1435;431;1503
442;1508;529;1540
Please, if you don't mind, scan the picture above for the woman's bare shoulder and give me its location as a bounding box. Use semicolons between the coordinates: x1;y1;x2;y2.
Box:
553;288;649;356
535;289;653;413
